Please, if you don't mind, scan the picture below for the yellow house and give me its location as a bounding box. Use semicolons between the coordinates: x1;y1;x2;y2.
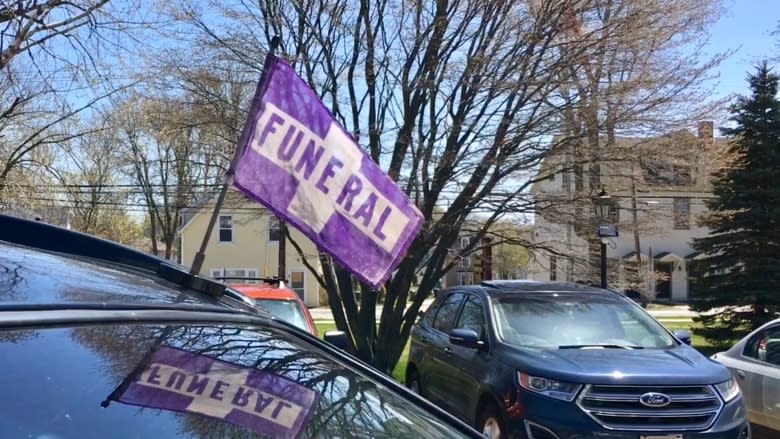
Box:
179;189;324;307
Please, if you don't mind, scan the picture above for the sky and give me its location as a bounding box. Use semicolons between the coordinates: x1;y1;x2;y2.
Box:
707;0;779;101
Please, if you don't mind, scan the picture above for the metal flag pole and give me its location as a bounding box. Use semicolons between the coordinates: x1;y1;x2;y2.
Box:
189;36;281;276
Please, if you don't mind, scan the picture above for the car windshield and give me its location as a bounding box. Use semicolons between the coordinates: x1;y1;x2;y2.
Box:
254;298;309;332
492;294;676;349
0;322;473;438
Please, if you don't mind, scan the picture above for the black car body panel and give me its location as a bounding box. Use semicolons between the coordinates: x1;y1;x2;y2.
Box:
0;214;482;438
0;320;476;438
0;213;255;308
0;240;225;307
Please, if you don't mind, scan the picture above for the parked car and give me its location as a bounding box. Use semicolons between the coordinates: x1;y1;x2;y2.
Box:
408;280;750;439
221;278;318;336
0;214;482;439
711;318;780;437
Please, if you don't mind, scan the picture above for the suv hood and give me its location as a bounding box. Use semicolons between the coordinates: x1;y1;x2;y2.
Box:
502;344;731;385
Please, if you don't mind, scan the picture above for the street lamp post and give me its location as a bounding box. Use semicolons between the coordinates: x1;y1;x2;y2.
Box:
599;239;607;289
594;188;616;289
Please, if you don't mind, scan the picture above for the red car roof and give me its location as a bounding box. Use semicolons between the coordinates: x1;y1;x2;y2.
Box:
229;283;300;301
229;283;318;336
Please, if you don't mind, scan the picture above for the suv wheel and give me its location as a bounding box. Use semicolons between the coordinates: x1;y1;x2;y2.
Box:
478;404;505;439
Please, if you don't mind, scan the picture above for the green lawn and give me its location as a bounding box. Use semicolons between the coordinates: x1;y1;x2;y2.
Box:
316;318;720;386
645;302;687;310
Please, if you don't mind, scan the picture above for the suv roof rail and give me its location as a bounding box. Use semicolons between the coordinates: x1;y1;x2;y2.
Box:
480;279;544;287
0;214;231;299
479;279;616;294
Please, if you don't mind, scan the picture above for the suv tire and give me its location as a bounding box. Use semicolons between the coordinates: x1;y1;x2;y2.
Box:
406;368;422;395
478;404;506;439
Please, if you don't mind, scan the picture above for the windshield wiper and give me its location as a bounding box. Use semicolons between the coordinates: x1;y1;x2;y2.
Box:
558;344;644;350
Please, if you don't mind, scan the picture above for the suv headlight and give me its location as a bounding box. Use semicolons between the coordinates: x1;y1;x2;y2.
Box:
517;372;581;402
715;377;741;402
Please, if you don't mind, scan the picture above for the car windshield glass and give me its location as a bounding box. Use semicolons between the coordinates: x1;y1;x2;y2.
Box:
0;323;472;438
254;299;309;332
492;294;675;349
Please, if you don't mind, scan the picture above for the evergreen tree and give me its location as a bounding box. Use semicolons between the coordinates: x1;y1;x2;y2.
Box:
691;62;780;344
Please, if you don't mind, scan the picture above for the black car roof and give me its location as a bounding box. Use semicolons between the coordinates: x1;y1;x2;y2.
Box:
0;214;256;311
0;214;484;438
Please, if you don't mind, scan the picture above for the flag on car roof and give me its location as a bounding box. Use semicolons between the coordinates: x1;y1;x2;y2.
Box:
233;56;422;288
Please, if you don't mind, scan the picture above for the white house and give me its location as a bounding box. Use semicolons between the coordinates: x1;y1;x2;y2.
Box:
527;122;726;302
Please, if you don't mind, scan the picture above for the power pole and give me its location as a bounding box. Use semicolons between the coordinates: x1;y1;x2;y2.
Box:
278;219;287;282
482;237;493;281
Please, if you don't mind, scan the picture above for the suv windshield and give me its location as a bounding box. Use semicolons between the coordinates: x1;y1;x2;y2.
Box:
492;294;676;349
254;299;309;332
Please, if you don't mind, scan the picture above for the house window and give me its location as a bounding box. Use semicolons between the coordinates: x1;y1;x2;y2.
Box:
608;202;620;223
210;268;258;283
641;158;693;186
562;170;571;190
574;164;584;191
673;198;690;230
218;215;232;242
460;236;470;249
549;255;557;281
460;256;471;268
268;216;282;243
289;269;305;300
458;272;474;285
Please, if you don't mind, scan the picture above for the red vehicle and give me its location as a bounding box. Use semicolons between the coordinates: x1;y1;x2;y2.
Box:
223;277;318;336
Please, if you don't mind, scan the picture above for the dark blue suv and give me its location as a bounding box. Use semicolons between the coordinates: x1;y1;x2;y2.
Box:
407;280;751;439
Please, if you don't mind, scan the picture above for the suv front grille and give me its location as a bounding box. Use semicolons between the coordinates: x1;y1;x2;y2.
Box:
576;384;724;431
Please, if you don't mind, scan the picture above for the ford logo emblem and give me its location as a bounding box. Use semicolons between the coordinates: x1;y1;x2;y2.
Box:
639;392;671;408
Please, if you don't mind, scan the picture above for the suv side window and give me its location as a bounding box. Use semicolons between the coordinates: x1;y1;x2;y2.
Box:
432;293;465;333
744;325;780;366
422;300;441;326
454;295;486;338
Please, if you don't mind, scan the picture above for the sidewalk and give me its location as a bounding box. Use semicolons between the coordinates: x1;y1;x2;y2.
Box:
647;307;697;318
309;300;696;322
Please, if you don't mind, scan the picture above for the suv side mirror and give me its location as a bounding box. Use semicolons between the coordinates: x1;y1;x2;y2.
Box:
673;330;692;345
449;328;486;350
324;330;350;351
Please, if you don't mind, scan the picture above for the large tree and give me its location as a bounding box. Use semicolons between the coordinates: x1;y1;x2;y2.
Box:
159;0;730;374
113;93;227;260
0;0;152;200
691;62;780;344
165;0;595;374
50;123;144;245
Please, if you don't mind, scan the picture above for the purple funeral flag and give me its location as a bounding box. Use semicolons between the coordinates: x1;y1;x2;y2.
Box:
116;346;318;439
233;56;423;288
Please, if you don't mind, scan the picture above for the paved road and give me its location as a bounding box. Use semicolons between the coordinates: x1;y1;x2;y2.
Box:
309;301;696;321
